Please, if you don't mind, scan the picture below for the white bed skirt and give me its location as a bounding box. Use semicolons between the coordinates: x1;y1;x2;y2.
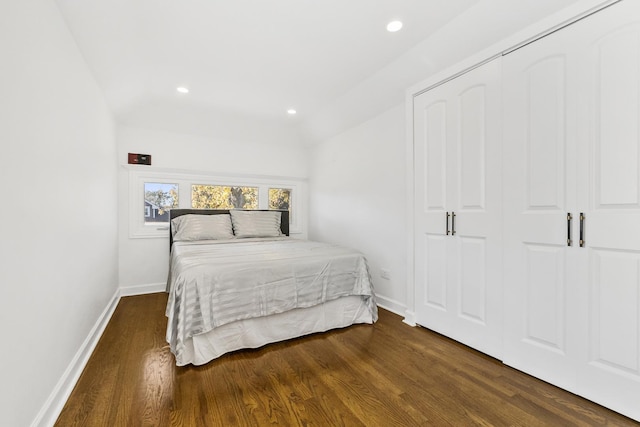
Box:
177;296;374;366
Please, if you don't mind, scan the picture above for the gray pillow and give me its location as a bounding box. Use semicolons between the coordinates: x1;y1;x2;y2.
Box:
172;214;234;241
230;210;282;238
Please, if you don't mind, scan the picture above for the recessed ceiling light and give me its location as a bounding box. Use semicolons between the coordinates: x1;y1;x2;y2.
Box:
386;20;403;32
287;109;297;115
176;86;189;94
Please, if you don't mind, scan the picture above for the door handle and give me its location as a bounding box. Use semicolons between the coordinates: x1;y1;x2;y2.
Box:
451;212;456;236
579;212;585;247
446;212;450;235
567;213;573;246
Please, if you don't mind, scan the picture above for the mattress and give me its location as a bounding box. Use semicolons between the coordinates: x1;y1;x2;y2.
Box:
166;237;377;365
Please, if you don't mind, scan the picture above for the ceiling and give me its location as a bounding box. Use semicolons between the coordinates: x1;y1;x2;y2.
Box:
54;0;587;145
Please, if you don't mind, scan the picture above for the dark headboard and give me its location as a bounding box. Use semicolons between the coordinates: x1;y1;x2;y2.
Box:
169;209;290;248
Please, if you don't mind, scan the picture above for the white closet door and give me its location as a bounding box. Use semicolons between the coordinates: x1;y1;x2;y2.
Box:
414;81;456;340
414;58;502;359
573;0;640;418
502;21;582;390
503;0;640;420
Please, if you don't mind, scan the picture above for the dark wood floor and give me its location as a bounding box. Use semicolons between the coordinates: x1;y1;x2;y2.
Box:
56;293;638;426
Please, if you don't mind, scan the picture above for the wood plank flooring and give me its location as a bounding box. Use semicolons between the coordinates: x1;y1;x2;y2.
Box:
56;293;638;426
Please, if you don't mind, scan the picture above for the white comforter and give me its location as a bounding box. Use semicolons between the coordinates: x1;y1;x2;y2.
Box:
166;238;377;363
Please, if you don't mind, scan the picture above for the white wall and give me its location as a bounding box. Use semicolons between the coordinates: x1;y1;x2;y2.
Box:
0;1;118;426
117;126;310;289
308;105;406;313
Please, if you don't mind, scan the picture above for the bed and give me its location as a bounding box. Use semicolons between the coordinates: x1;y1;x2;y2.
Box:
165;209;378;366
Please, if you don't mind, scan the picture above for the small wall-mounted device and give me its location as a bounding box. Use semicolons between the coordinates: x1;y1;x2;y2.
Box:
128;153;152;165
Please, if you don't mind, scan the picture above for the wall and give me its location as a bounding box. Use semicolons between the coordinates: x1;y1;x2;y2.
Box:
0;1;118;426
308;105;406;313
117;126;310;290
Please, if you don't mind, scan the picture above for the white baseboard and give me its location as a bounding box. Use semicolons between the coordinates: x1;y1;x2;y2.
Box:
375;295;416;326
31;288;121;427
120;282;166;296
375;294;407;318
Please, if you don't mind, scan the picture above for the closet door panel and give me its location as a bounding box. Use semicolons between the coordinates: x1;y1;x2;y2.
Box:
506;54;570;245
459;85;486;211
414;87;457;333
424;101;448;211
459;236;486;323
589;249;639;373
502;26;579;387
587;26;640;250
587;19;640;251
423;234;448;310
453;66;503;358
526;57;568;209
523;244;567;352
573;2;640;419
595;31;640;207
581;247;640;420
452;71;503;357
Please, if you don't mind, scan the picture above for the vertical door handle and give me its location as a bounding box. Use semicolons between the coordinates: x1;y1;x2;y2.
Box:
567;213;573;246
451;212;456;236
446;212;450;235
579;212;585;247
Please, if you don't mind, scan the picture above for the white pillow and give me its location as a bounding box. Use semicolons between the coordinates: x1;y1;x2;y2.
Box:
230;210;282;238
172;214;234;241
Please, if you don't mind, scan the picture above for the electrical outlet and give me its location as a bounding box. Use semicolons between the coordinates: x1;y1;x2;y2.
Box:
380;268;391;280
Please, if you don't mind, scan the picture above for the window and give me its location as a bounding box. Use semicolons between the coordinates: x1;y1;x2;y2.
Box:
269;187;292;222
144;182;178;223
128;168;305;238
191;185;258;209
